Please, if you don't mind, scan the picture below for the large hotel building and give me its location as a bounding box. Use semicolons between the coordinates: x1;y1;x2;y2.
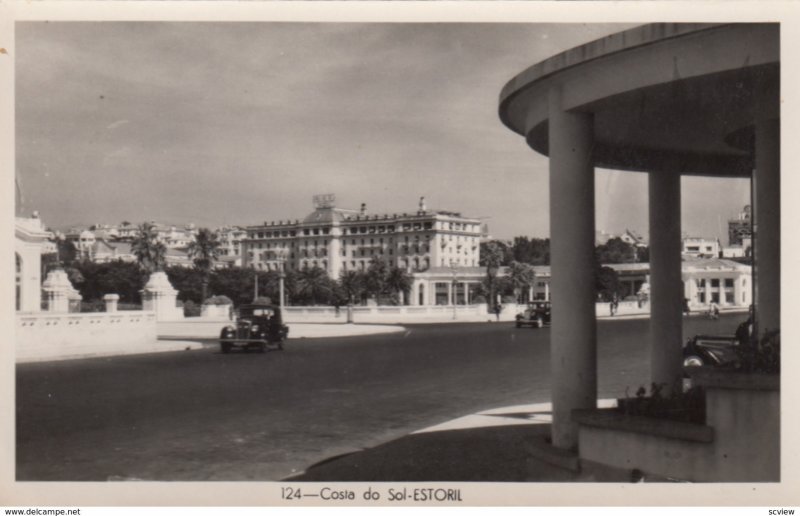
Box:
242;195;484;277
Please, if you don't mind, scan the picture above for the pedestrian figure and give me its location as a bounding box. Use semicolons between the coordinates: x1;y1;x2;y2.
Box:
682;298;691;316
494;304;501;322
708;302;720;320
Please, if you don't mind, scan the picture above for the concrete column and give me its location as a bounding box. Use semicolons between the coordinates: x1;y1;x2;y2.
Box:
649;171;683;389
688;276;698;306
719;280;726;306
754;116;780;333
464;282;470;305
548;88;597;450
545;281;550;301
734;275;743;307
447;282;453;305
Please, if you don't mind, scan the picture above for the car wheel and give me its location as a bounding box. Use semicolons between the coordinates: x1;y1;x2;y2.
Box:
683;355;705;367
221;343;232;354
536;316;544;328
515;322;522;328
257;343;266;353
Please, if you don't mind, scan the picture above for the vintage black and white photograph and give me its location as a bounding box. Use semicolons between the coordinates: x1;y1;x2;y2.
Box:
7;7;793;506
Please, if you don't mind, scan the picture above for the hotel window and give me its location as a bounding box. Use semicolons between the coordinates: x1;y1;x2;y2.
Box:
725;278;734;288
710;279;720;288
725;292;735;304
313;229;319;235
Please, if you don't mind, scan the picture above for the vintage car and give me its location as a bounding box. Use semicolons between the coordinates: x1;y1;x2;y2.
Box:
219;304;289;354
515;301;551;328
682;334;740;368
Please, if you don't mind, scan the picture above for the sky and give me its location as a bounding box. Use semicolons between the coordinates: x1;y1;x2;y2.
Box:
15;22;751;241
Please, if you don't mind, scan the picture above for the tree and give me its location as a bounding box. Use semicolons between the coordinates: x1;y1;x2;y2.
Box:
165;265;205;304
596;265;622;302
596;237;637;264
209;267;258;307
295;266;334;305
338;270;366;305
386;266;413;305
511;236;550;265
187;227;221;302
364;257;389;300
507;261;536;303
479;240;512;267
74;260;147;304
481;241;507;307
131;223;166;273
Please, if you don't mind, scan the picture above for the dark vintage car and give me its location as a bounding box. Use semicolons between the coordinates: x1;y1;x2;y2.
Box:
219;304;289;354
682;334;740;368
515;301;551;328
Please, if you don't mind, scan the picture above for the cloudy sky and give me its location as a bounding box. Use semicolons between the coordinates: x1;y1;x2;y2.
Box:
16;22;750;241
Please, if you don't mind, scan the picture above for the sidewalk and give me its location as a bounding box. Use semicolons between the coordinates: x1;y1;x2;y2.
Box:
157;319;405;340
287;400;625;482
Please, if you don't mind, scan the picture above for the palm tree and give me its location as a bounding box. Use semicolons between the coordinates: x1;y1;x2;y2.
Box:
295;266;333;305
364;257;389;300
482;241;505;308
508;261;535;304
187;227;221;302
339;270;366;305
131;222;166;273
386;266;412;305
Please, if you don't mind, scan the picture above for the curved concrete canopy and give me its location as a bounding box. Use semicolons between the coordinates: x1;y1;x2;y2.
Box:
499;23;779;177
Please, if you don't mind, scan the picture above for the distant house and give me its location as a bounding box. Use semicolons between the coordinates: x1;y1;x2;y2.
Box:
620;229;647;248
90;239;137;264
682;237;721;259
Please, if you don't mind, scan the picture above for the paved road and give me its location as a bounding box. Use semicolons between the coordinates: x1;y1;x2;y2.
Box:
16;314;741;481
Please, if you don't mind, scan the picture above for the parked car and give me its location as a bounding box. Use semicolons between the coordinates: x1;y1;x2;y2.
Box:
682;334;740;368
219;304;289;354
515;301;551;328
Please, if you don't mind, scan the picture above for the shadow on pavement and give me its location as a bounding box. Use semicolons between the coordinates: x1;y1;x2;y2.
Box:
286;424;582;482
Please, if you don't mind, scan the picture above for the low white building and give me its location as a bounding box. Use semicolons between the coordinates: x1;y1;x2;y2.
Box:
682;237;721;258
15;213;53;312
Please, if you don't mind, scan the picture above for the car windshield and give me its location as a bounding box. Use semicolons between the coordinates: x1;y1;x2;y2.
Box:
240;307;276;318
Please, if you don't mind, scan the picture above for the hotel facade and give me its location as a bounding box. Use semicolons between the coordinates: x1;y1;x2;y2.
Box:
241;195;484;276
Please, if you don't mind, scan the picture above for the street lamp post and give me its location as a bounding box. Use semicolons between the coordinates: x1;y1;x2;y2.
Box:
277;249;287;308
253;267;259;301
450;259;457;320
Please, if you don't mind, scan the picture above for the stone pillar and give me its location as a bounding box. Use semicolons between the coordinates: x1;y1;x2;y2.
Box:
754;115;780;334
545;281;550;301
42;269;81;313
447;282;453;306
141;271;183;321
104;294;120;313
687;276;698;307
548;88;597;450
649;171;683;389
719;280;726;306
464;282;470;305
734;275;743;307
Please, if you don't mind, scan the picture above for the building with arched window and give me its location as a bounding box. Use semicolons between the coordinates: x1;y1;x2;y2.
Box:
15;213;53;312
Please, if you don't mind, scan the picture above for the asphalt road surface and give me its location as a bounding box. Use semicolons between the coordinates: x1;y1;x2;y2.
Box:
16;314;742;481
